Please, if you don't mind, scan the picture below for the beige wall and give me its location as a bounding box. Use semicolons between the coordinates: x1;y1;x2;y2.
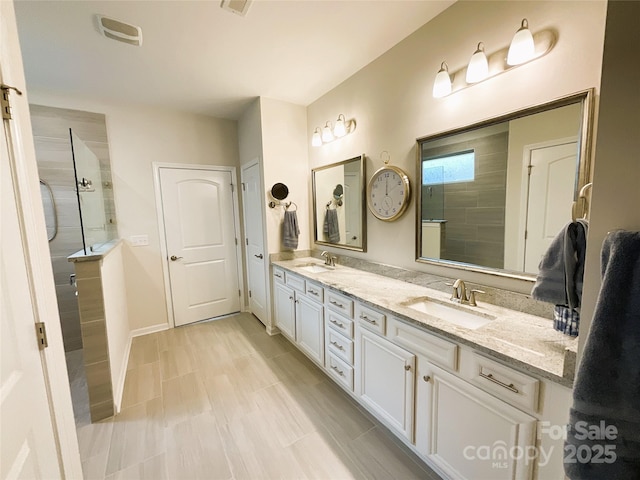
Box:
28;92;240;331
260;98;311;254
578;1;640;357
307;0;607;295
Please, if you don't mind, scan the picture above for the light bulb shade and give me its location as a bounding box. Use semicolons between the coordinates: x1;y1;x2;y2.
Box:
321;122;334;143
311;127;322;147
466;42;489;84
432;62;452;98
333;114;347;137
507;19;535;65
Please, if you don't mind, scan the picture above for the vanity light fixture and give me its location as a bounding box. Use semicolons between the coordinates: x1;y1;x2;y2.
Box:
507;19;535;66
321;121;334;143
432;18;555;98
432;62;452;98
311;115;356;146
333;114;347;138
466;42;489;84
311;127;322;147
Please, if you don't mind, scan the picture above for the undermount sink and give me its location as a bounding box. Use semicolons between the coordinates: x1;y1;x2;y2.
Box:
298;263;334;273
405;297;495;330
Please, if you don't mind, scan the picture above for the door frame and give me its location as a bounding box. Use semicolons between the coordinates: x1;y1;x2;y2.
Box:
515;136;577;270
153;163;245;328
240;158;273;330
1;1;82;475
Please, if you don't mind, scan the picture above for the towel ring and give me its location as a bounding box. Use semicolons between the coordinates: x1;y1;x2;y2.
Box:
286;202;298;211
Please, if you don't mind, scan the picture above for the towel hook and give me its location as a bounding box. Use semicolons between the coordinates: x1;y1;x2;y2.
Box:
571;182;593;222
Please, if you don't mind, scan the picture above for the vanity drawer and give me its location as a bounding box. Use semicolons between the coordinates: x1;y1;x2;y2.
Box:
305;282;324;303
273;267;285;283
326;291;354;318
460;350;540;412
326;310;354;339
326;351;354;391
356;303;386;335
387;317;457;371
326;327;354;364
285;272;305;293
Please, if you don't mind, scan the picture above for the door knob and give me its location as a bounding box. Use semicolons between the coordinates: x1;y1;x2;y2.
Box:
255;254;264;259
170;255;183;261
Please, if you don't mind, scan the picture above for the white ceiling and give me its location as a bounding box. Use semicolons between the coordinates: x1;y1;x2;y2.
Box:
14;0;454;120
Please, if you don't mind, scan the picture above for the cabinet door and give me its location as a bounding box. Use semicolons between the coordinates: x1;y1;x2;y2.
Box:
355;328;415;441
295;294;324;365
274;282;295;340
421;363;536;480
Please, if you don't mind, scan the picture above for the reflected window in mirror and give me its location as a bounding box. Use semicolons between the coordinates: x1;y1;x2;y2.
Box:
416;90;594;280
312;154;366;252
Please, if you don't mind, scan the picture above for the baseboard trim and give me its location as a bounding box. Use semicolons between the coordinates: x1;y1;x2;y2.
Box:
113;323;169;413
113;335;132;414
131;323;170;338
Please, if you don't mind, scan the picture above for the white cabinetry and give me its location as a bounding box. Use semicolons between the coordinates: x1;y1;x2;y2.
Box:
418;362;537;480
273;269;325;366
356;326;415;442
295;292;324;365
274;282;295;340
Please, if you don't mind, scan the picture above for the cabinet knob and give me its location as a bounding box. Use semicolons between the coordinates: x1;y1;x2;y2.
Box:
404;365;411;371
423;375;431;382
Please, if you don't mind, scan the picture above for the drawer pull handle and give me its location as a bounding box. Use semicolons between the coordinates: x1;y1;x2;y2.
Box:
330;319;345;328
423;375;431;382
331;365;344;377
275;273;282;278
404;365;411;371
330;341;344;351
360;314;377;325
480;372;519;394
309;289;318;295
330;300;344;307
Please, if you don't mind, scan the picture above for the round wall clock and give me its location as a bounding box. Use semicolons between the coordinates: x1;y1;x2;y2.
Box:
367;164;411;221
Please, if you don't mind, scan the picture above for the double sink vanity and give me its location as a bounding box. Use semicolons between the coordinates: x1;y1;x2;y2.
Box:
288;89;595;479
272;256;577;480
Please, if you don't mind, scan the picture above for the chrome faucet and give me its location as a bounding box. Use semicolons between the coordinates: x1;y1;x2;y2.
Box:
448;279;484;306
320;251;337;267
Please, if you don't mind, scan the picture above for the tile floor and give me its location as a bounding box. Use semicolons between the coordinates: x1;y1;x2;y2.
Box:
75;312;441;479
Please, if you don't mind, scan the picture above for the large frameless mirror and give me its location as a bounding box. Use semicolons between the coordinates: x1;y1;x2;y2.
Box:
312;154;366;252
416;90;594;280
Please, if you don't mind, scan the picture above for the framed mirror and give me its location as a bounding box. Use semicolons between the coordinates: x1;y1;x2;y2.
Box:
416;90;594;280
312;154;366;251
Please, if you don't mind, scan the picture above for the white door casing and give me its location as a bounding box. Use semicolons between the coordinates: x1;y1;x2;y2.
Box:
157;166;242;327
521;140;578;272
241;160;269;326
1;94;62;480
1;3;82;477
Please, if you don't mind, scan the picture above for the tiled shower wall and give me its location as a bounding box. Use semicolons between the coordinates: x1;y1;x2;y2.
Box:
30;105;116;352
422;131;509;269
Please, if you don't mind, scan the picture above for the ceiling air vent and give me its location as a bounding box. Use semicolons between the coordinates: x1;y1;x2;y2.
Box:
96;15;143;46
220;0;252;17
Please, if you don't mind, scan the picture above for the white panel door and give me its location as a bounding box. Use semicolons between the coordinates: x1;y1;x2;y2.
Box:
241;161;268;325
160;167;240;326
523;141;578;272
1;107;60;478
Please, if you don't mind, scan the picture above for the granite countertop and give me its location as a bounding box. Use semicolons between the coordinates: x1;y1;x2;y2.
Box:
272;257;578;387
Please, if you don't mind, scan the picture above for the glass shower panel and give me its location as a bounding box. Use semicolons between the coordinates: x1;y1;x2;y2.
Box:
70;130;110;254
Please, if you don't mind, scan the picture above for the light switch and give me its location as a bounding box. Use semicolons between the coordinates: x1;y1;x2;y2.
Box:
129;235;149;246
